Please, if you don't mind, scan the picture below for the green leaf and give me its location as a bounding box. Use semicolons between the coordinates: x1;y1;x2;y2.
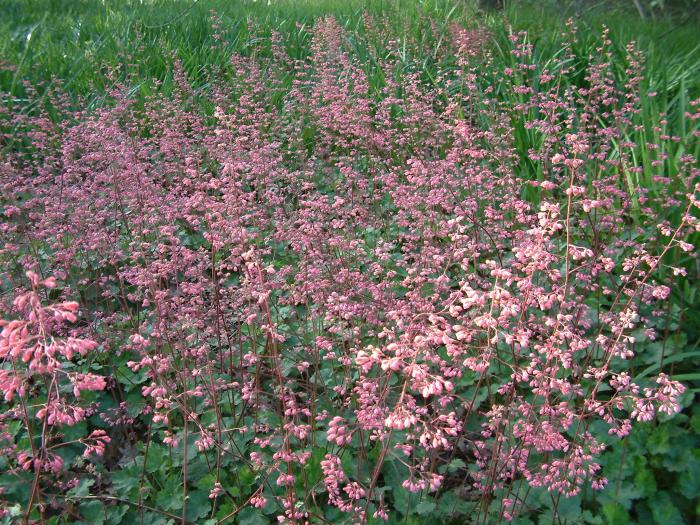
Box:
679;456;700;500
634;468;657;498
581;510;604;524
304;447;326;486
647;425;671;455
110;466;141;497
554;494;581;521
106;504;129;524
660;428;700;472
382;457;412;512
439;458;466;474
62;421;89;442
238;507;267;525
435;490;472;517
67;478;95;499
649;491;684;525
238;465;257;488
126;391;147;417
602;502;629;525
78;500;105;525
156;477;184;511
691;414;700;434
414;500;436;515
185;490;211;522
145;443;169;474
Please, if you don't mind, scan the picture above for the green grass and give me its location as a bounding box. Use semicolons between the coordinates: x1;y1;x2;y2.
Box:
2;1;697;99
0;0;459;101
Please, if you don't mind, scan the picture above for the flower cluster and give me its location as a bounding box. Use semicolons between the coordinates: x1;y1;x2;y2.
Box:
0;272;106;516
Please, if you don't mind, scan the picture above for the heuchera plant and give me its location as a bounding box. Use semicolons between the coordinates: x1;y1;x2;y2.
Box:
0;13;697;525
0;272;107;519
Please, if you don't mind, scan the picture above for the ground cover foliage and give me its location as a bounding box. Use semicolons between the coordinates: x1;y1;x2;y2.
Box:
1;1;699;524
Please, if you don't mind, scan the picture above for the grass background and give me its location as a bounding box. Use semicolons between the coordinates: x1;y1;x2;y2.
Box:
1;0;698;101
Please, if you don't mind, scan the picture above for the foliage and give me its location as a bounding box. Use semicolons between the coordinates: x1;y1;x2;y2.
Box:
0;1;698;524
